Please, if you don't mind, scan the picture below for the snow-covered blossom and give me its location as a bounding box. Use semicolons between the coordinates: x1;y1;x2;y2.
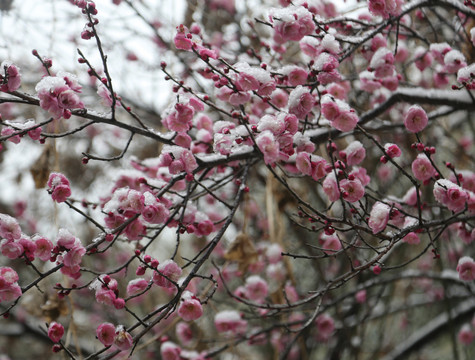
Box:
456;256;475;281
256;130;280;164
177;291;203;321
457;64;475;88
323;172;340;202
368;0;402;18
114;325;133;351
244;275;268;301
36;75;83;119
33;235;53;261
414;46;433;71
47;173;71;203
0;267;21;302
443;50;467;73
370;48;395;78
430;43;451;63
126;278;148;296
433;179;469;212
214;310;247;334
332;110;359;132
384;143;402;158
320;33;341;55
279;65;308;86
161;341;182;360
0;214;21;241
160;146;198;175
288;86;314;119
368;202;391;234
0;61;21;92
458;324;474;345
271;6;315;44
341;141;366;165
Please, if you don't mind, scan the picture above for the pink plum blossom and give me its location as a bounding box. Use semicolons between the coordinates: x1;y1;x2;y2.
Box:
97;84;121;107
177;291;203;321
384;143;402;158
114;325;133;351
402;232;420;245
0;61;21;92
320;234;342;255
368;202;391;234
176;322;194;346
235;72;259;91
36;75;84;119
321;96;341;121
355;290;367;303
316;314;335;341
350;167;371;186
411;154;436;181
280;65;308;86
288;86;314;119
404;105;428;133
444;50;467;73
47;173;71;203
456;256;475;281
141;203;169;224
48;322;64;343
161;341;182;360
295;153;328;180
368;0;402;19
97;322;115;347
0;214;21;241
340;178;365;203
341;141;366;165
433;179;469;212
1;127;20;144
331;110;359;132
370;48;395;78
126;278;148;297
323;173;341;202
1;240;23;259
414;46;433;71
272;7;315;44
458;324;474;345
62;243;86;268
214;310;247;334
0;266;21;302
174;25;193;50
244;275;268;301
256;131;280;165
153;260;182;288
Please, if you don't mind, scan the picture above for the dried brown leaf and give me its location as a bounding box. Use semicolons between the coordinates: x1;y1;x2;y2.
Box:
224;233;258;273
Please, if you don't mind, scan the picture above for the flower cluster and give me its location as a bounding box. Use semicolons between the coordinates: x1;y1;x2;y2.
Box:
36;72;84;119
0;267;21;302
0;61;21;92
47;173;72;203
